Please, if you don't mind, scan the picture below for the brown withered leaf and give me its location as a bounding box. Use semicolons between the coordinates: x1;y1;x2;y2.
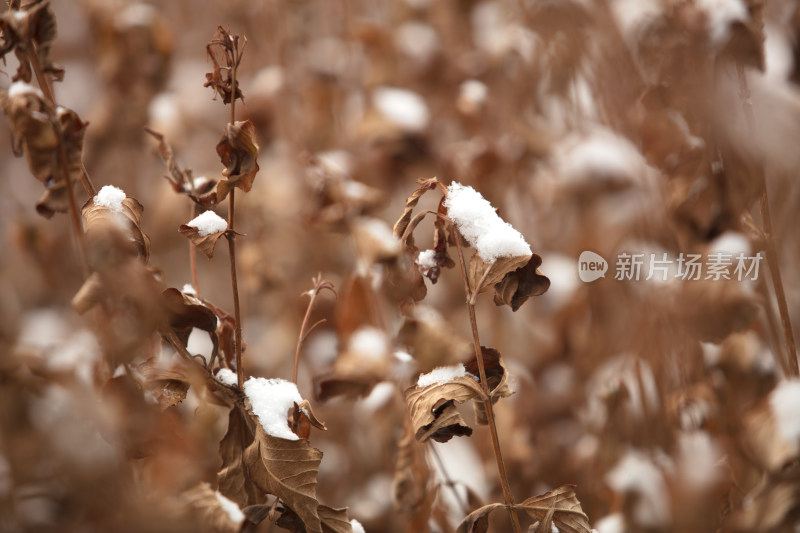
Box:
393;417;432;514
71;271;103;314
393;177;444;241
406;369;484;443
137;358;190;410
218;408;258;508
336;275;380;339
467;252;531;296
0;0;64;83
289;400;327;440
204;26;245;105
458;486;591;533
275;504;353;533
146;127;218;199
216;120;259;202
244;425;324;533
179;220;228;259
464;347;513;425
1;88;85;218
182;482;245;533
162;287;220;363
493;254;550;311
82;193;151;262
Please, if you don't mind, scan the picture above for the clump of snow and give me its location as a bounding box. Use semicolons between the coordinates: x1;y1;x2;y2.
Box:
417;364;467;388
394;22;439;62
187;210;228;237
769;379;800;442
216;368;238;387
182;283;196;296
556;129;646;183
244;377;303;441
350;519;366;533
349;327;390;359
605;450;670;526
610;0;663;41
8;81;43;99
356;217;401;254
678;430;720;488
215;490;245;524
551;526;560;533
695;0;748;46
443;182;531;262
115;3;157;28
594;513;624;533
373;87;430;131
94;185;126;212
459;80;488;106
709;231;750;256
416;249;437;271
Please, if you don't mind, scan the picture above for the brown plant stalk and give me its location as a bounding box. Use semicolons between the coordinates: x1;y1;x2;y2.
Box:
293;275;336;384
450;224;523;533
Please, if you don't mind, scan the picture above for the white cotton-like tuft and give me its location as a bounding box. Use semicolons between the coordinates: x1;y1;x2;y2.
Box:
416;249;437;271
350;519;366;533
187;210;228;237
417;364;467;388
94;185;127;212
373;87;430;131
8;81;43;99
443;182;531;262
214;490;245;524
216;368;238;387
244;377;303;440
769;379;800;442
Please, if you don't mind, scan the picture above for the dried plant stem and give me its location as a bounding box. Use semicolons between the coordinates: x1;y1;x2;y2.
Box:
736;66;798;376
428;442;469;517
227;189;244;388
24;47;89;277
293;275;335;384
189;203;201;297
451;226;522;533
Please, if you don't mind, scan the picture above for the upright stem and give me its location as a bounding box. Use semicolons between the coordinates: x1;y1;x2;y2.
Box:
189;203;201;297
228;189;244;388
736;66;798;375
451;226;522;533
293;276;335;384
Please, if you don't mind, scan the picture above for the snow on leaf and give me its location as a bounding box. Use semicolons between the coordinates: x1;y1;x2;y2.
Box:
180;210;228;258
182;482;246;533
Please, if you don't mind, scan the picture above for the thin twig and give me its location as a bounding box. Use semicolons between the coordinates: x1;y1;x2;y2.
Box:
293;275;336;384
736;66;798;376
428;442;470;517
227;190;244;388
451;225;522;533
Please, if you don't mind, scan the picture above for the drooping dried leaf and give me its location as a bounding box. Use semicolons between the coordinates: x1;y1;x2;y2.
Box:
0;1;64;83
182;482;245;533
204;26;245;105
146;127;219;200
179;221;228;259
393;417;432;514
137;358;190;410
467;252;531;296
289;400;327;440
1;89;85;218
162;287;220;364
393;177;443;241
243;425;324;533
275;503;353;533
335;275;380;339
82;193;151;262
71;271;103;314
406;372;484;443
515;486;592;533
493;254;550;311
464;347;513;425
218;408;258;508
216;120;259;201
423;196;456;284
457;502;503;533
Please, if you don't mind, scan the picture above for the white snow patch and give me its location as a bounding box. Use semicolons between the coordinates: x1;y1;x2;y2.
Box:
460;80;487;105
610;0;663;40
678;430;721;488
215;490;245;524
316;150;353;178
605;450;670;526
356;217;401;254
94;185;126;212
373;87;430;131
349;327;390;359
444;182;531;262
8;81;43;99
709;231;750;256
394;22;439;62
115;3;157;28
244;377;303;441
594;513;624;533
770;379;800;442
182;283;196;296
695;0;748;46
216;368;238;387
551;526;560;533
417;364;467;388
416;249;437;272
350;519;366;533
187;210;227;236
556;129;646;183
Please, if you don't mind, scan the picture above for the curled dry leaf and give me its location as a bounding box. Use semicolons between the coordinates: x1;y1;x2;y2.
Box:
289;399;327;440
464;347;513;425
392;177;444;241
182;482;245;533
467;252;531;297
146;127;219;202
493;254;550;311
204;26;245;105
179;221;228;259
275;504;354;533
243;425;325;533
457;485;591;533
217;408;258;509
137;357;190;410
82;193;151;262
162;287;220;364
216;120;259;202
1;88;85;218
0;0;64;83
